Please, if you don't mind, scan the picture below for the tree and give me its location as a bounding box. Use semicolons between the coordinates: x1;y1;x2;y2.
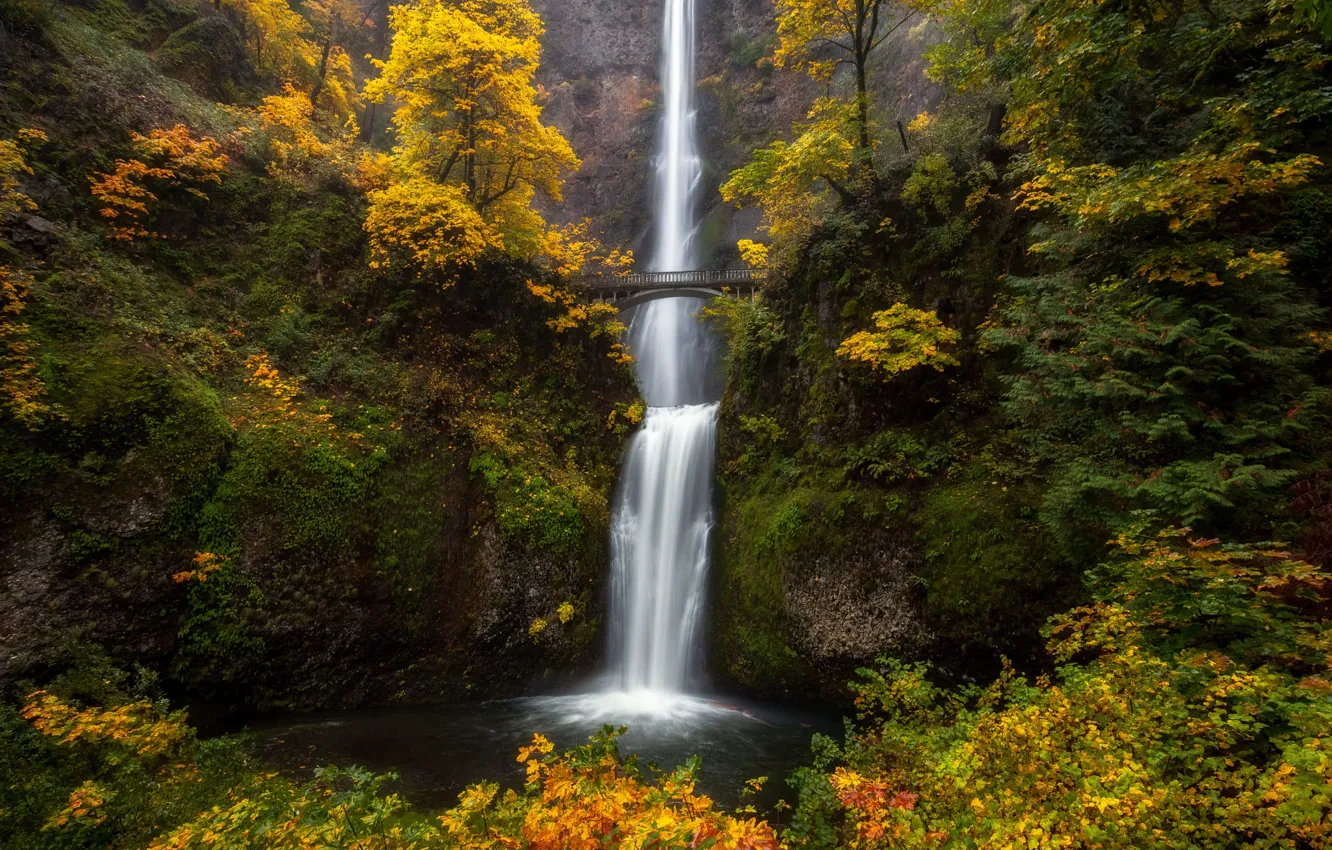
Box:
89;125;228;241
220;0;318;82
837;303;960;378
773;0;915;173
362;0;579;276
721;98;856;246
303;0;364;117
956;0;1332;542
723;0;915;258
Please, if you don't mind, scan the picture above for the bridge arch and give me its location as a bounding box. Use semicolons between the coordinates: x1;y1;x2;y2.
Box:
574;268;768;309
601;287;725;310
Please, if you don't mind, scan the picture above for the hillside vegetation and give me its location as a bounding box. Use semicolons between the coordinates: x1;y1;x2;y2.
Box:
0;0;638;712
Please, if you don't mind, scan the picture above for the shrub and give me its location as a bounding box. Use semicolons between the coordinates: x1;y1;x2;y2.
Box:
787;526;1332;849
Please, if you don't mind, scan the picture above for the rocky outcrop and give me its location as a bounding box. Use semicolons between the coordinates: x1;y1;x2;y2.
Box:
0;442;612;711
534;0;820;263
534;0;940;266
783;531;929;663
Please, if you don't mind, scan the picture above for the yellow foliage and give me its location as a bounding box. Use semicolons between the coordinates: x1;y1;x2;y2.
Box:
737;239;769;268
557;601;575;624
365;177;496;273
721;98;856;245
255;83;357;184
771;0;909;171
48;781;110;829
231;353;375;458
818;526;1332;850
221;0;317;82
89;125;227;241
92;722;786;850
303;0;364;115
528;617;548;638
606;400;646;432
364;0;580;275
837;304;961;378
0;266;58;428
906;111;934;133
1017;145;1322;233
355;150;394;193
259;84;325;154
524;278;624;337
502;731;782;850
0;129;45;220
537;218;634;277
21;691;190;758
173;551;228;584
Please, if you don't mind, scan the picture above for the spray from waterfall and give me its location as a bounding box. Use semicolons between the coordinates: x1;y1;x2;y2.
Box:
606;0;720;697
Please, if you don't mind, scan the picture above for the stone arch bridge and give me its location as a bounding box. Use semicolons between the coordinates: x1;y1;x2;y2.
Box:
574;268;767;309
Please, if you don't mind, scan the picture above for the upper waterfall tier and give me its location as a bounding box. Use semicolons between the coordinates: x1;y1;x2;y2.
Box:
650;0;701;273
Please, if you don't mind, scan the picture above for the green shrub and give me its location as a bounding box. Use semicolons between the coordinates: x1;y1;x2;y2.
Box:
470;451;585;555
844;429;947;484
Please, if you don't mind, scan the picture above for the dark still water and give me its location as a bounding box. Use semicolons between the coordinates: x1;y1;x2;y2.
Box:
253;692;842;812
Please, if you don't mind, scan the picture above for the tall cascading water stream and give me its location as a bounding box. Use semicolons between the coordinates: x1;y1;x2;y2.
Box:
607;0;720;698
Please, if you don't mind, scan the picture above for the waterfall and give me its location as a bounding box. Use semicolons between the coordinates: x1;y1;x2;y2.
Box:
651;0;700;274
607;0;719;696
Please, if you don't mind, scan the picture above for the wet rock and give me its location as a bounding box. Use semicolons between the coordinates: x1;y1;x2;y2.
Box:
784;532;930;662
0;512;71;680
24;215;56;234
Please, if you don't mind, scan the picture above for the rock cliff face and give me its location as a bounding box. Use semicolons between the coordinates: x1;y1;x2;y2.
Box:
534;0;819;266
534;0;939;267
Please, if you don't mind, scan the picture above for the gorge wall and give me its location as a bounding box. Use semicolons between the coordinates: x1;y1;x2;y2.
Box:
534;0;940;269
533;0;816;266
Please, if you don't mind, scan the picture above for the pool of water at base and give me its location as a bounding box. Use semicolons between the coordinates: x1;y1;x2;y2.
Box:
253;691;843;812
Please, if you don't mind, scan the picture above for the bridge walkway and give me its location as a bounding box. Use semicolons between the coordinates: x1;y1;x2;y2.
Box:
574;268;767;308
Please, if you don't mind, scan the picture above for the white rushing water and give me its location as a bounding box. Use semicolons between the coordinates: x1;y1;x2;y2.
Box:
651;0;700;273
605;0;720;702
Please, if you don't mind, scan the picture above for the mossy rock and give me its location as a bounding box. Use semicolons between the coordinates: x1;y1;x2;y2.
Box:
141;0;199;37
915;474;1080;657
156;16;257;103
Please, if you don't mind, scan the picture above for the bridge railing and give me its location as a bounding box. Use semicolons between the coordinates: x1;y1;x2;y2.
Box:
575;267;768;292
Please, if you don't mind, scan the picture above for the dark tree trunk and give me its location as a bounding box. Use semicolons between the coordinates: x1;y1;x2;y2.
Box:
310;30;335;110
360;0;390;143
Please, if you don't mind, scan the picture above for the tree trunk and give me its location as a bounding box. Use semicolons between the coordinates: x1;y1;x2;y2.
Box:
310;29;335;110
359;0;390;142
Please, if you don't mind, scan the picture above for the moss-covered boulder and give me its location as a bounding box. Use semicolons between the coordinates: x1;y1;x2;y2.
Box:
156;17;256;103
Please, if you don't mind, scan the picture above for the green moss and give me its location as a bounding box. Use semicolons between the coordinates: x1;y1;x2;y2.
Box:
470;452;586;556
714;467;860;690
201;429;383;558
368;450;459;628
915;470;1077;652
141;378;234;538
155;17;254;102
173;559;266;691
